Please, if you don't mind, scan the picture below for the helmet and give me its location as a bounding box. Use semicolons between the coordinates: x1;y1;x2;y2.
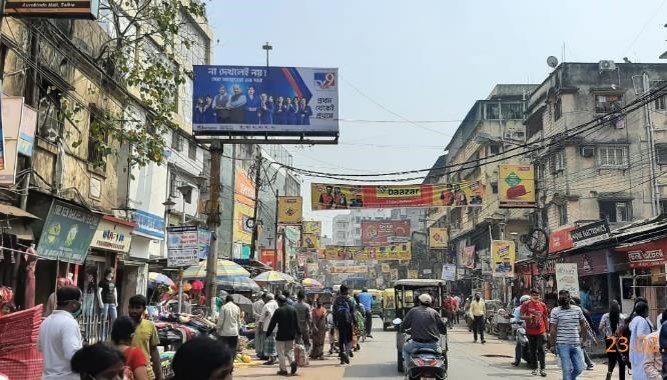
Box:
519;295;531;304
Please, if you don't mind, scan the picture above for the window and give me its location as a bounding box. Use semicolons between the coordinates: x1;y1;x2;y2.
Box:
554;97;562;121
188;139;197;160
87;111;107;169
657;145;667;165
180;76;193;123
599;200;631;223
549;150;565;174
491;182;498;194
656;96;666;111
169;173;178;196
486;103;500;119
178;12;208;65
182;187;192;204
171;131;183;152
557;203;568;226
37;82;64;141
488;144;501;156
661;200;667;215
598;146;628;168
594;94;622;113
501;103;523;119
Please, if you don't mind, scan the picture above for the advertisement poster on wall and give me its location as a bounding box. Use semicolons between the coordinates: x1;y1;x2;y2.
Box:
192;65;338;136
429;227;449;249
278;196;303;224
498;165;536;208
462;245;476;269
360;220;410;246
311;181;485;210
491;240;516;278
167;226;199;267
261;249;276;270
441;264;456;281
555;263;580;296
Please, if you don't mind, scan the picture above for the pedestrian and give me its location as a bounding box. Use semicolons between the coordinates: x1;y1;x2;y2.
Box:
357;288;374;338
282;290;295;305
521;289;548;377
266;295;300;377
170;336;234;380
599;300;626;380
70;343;126;380
549;290;587;380
38;286;84;380
111;316;149;380
327;305;337;355
572;296;596;370
310;301;327;360
629;301;653;380
454;294;462;324
512;295;530;367
128;295;163;380
353;295;366;351
333;285;356;364
252;292;268;359
293;290;313;354
470;293;486;344
216;295;242;352
463;297;473;332
643;309;667;380
261;293;279;365
43;277;68;317
449;293;460;326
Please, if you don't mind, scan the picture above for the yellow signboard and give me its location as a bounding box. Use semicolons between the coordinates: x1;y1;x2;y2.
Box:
302;221;322;235
302;221;321;249
329;266;368;274
491;240;516;278
302;234;321;249
382;263;391;273
233;202;254;244
429;227;448;249
408;270;419;279
499;165;536;208
324;243;411;261
278;196;303;224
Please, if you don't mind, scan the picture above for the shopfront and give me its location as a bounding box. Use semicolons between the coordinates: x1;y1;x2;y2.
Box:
129;209;165;311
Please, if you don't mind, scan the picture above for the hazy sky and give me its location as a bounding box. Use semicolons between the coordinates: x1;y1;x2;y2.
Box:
208;0;667;235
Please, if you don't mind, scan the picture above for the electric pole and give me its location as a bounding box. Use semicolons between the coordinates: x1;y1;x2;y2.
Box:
249;146;262;260
205;142;222;309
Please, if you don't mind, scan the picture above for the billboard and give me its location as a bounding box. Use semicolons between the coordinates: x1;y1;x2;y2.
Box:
36;200;101;264
498;165;536;208
167;226;199;267
491;240;516;278
5;0;100;19
360;220;411;246
192;65;338;137
235;169;255;207
302;221;321;249
461;245;476;269
324;243;411;261
261;249;277;270
234;202;254;244
429;227;449;249
311;181;485;210
278;196;303;224
17;104;37;157
302;221;322;235
441;264;456;281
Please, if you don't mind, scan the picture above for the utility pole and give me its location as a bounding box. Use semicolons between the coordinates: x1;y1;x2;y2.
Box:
205;143;222;310
249;146;262;260
643;72;662;217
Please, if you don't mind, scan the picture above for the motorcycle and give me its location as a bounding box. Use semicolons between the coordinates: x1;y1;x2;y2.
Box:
394;319;448;380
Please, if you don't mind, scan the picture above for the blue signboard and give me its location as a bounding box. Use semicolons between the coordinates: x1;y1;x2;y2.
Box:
132;210;165;240
192;65;338;136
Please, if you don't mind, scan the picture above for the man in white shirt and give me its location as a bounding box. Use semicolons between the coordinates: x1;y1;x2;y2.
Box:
216;295;241;352
253;292;268;359
261;293;279;364
38;286;83;380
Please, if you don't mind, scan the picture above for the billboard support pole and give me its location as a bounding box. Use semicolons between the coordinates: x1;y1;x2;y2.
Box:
205;143;222;310
262;42;272;67
249;147;262;260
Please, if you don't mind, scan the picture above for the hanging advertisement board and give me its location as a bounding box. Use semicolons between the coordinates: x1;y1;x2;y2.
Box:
360;220;410;246
555;263;580;296
491;240;516;278
324;243;411;261
277;196;303;224
498;164;536;208
167;226;199;267
429;227;449;249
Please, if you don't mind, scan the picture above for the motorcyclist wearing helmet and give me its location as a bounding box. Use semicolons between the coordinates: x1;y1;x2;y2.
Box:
512;295;531;367
401;293;447;370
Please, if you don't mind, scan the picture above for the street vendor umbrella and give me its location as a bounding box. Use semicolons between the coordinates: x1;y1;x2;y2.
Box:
302;278;323;289
182;259;250;280
217;276;260;293
230;293;252;305
148;272;174;287
252;271;295;285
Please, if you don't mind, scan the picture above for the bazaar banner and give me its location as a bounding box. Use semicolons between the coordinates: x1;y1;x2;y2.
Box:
429;227;449;249
311;181;485;210
278;196;303;224
498;164;536;208
324;243;411;261
491;240;516;278
361;220;411;246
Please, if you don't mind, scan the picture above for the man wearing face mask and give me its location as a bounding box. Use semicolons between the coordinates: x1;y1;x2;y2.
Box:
38;286;83;380
521;289;549;377
549;290;587;380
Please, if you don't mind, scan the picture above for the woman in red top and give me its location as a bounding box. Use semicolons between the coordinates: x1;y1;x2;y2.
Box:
111;316;149;380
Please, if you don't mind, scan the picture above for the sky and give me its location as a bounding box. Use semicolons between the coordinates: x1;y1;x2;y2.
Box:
208;0;667;235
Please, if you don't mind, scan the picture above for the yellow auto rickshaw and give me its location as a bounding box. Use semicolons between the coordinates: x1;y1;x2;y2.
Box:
382;288;396;330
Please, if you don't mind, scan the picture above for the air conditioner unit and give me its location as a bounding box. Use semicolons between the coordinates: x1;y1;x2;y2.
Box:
599;60;617;71
580;146;595;158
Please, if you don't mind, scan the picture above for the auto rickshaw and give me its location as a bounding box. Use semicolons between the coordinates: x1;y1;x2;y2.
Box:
382;288;396;330
351;288;383;317
305;289;333;309
393;279;448;374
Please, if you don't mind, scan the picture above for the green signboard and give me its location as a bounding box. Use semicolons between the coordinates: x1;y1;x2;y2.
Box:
36;200;101;264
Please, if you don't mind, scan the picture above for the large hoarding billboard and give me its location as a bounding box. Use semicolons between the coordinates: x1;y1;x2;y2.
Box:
192;65;338;137
360;220;410;246
311;181;485;210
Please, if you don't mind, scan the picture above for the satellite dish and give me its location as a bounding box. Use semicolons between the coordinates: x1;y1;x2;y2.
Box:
547;56;559;68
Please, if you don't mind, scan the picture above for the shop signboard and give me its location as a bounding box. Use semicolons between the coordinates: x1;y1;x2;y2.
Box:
429;227;448;249
616;239;667;269
441;264;456;281
542;251;607;276
167;226;199;267
233;202;254;244
277;196;303;224
498;164;536;208
549;227;575;254
555;263;580;296
261;249;276;270
571;220;610;248
329;266;368;274
192;65;338;137
89;216;134;253
491;240;516;278
311;181;485;210
360;220;411;246
131;210;165;240
5;0;100;19
324;243;411;261
408;270;418;279
36;200;101;264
